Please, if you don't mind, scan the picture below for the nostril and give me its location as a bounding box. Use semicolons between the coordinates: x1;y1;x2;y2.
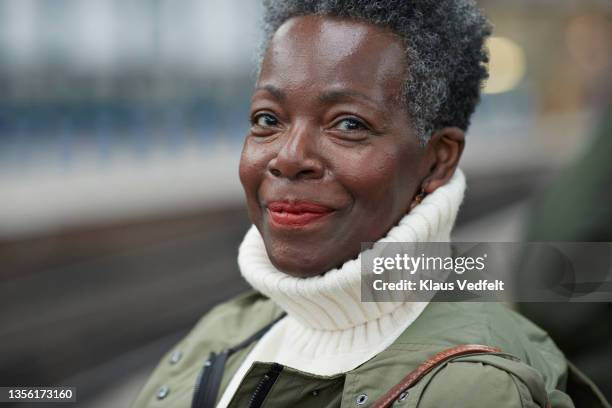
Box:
296;169;316;179
270;168;282;177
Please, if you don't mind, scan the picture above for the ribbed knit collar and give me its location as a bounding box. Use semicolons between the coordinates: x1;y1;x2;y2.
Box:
238;169;466;335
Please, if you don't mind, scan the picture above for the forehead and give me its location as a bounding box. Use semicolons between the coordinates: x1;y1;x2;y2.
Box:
258;15;406;100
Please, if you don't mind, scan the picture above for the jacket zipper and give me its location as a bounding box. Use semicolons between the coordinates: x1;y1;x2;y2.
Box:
191;314;288;408
192;351;229;408
246;363;284;408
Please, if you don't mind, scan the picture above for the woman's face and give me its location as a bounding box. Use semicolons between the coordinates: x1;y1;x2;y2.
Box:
240;15;431;277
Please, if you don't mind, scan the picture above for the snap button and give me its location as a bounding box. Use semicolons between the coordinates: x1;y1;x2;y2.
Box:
156;385;170;400
204;360;212;367
356;393;368;405
398;390;409;401
311;389;319;397
169;350;183;365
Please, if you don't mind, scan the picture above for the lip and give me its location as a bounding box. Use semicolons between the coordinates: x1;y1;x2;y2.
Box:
266;200;335;227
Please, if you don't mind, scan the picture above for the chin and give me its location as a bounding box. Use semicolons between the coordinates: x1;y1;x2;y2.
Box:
270;256;327;278
263;231;364;277
266;244;331;278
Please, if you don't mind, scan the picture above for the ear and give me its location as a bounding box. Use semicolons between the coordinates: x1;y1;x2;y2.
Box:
421;127;465;193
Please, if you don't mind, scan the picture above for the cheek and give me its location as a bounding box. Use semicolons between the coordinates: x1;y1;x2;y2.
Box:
239;139;268;194
238;154;255;195
239;140;271;224
336;143;420;214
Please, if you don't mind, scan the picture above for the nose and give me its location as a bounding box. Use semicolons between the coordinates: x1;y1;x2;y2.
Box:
267;122;324;180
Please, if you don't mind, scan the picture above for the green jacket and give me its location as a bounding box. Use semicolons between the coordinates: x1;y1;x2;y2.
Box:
132;291;608;407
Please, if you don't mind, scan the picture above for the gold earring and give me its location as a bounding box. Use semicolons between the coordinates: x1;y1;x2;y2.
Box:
414;187;426;204
409;186;427;211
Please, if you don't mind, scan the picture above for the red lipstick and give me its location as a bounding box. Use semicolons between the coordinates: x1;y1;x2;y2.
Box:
267;201;334;227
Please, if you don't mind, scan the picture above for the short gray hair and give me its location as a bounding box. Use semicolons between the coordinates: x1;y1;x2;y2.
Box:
259;0;492;144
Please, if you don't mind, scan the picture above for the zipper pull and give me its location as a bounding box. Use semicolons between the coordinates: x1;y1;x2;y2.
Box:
246;363;284;408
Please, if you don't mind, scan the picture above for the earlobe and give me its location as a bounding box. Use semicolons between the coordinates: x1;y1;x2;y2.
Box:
408;185;427;211
423;127;465;194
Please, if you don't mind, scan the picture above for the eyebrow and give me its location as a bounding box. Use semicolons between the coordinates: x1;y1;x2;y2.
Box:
254;85;286;102
254;85;379;107
318;89;378;105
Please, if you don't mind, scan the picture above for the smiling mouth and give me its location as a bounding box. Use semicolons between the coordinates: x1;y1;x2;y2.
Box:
266;201;335;227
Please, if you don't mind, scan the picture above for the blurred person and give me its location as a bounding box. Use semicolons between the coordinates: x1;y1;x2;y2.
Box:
519;15;612;402
131;1;608;407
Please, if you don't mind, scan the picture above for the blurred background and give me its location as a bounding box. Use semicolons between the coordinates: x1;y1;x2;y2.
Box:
1;0;611;406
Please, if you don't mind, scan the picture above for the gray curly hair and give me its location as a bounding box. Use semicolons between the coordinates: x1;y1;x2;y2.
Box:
258;0;492;144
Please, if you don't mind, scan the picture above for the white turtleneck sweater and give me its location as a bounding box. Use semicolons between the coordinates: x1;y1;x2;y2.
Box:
216;169;466;408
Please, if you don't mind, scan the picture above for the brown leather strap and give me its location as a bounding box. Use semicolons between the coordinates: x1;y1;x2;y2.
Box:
371;344;502;408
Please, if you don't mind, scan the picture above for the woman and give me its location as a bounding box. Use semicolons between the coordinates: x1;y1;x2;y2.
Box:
131;1;603;407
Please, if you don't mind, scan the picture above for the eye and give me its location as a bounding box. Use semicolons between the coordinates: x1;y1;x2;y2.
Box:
334;117;368;131
252;112;279;128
